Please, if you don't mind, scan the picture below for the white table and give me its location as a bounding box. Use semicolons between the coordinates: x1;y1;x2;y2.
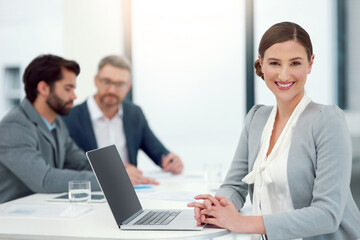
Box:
0;172;252;240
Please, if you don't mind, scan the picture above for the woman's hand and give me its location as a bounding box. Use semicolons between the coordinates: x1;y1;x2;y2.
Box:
187;194;218;226
187;194;239;229
188;194;265;234
193;194;242;231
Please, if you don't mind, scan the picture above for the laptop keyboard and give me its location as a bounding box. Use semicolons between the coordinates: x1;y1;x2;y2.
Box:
134;211;181;225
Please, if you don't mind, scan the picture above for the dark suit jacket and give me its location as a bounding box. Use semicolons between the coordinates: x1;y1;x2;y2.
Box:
62;99;169;167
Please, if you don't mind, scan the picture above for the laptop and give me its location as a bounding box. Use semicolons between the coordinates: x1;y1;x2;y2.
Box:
86;145;204;230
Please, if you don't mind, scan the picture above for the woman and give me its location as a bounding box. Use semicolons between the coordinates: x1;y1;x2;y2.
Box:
188;22;360;239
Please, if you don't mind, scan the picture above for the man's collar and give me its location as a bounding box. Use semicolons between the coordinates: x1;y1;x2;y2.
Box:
87;96;123;121
41;116;56;131
21;98;58;131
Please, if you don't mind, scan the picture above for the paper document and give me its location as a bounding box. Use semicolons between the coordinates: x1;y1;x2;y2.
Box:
144;171;205;183
0;204;92;218
137;190;201;202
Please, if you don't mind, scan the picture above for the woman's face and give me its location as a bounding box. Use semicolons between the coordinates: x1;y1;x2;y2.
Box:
260;40;314;106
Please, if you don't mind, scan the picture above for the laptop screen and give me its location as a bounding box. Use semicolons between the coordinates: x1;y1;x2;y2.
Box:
86;145;142;226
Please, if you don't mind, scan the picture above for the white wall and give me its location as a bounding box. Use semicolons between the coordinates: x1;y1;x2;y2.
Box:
254;0;337;106
132;0;246;172
0;0;63;118
63;0;125;104
0;0;125;117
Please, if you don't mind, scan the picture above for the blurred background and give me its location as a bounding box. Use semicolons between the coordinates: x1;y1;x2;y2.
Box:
0;0;359;205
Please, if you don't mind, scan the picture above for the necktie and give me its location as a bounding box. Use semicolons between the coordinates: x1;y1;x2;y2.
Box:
51;128;58;167
51;128;58;149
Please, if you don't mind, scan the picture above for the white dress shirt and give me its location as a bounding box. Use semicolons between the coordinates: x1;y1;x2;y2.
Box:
87;96;130;163
242;94;311;240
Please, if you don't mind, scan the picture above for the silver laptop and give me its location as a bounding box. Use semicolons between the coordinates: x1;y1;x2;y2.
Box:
86;145;204;230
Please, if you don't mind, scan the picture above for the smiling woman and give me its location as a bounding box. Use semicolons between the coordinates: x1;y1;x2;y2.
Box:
260;40;313;111
188;22;360;240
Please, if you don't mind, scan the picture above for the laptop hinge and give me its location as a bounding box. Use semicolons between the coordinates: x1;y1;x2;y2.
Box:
122;210;144;225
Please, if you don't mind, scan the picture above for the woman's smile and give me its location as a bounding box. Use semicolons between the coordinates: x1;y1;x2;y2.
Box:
275;81;295;90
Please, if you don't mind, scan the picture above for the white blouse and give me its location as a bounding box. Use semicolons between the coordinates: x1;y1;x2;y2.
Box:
242;95;311;240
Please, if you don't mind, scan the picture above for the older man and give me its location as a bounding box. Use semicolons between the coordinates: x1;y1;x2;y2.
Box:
62;55;184;185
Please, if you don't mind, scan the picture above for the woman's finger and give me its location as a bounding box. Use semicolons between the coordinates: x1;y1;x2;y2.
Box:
200;208;216;217
215;196;230;206
202;216;218;226
195;194;220;210
187;202;205;208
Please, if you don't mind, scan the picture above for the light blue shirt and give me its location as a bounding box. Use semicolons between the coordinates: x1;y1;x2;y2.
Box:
41;117;56;132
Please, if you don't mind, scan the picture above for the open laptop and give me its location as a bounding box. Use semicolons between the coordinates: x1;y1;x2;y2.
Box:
86;145;204;230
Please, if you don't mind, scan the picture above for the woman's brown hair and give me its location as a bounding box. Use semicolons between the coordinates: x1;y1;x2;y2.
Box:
254;22;313;80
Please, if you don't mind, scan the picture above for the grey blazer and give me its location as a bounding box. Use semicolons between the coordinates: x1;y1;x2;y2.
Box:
216;102;360;239
0;99;99;204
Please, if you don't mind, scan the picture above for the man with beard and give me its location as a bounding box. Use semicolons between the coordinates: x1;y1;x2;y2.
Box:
0;54;100;203
62;55;184;185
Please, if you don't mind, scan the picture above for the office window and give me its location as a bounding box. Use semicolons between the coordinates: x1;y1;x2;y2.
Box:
132;0;246;170
346;0;360;112
346;0;360;208
3;66;22;110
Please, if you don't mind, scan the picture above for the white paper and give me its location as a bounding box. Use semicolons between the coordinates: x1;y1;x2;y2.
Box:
136;190;201;202
144;171;205;183
0;204;92;218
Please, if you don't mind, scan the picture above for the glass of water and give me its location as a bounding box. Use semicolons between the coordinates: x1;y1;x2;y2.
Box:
204;163;223;191
68;180;91;203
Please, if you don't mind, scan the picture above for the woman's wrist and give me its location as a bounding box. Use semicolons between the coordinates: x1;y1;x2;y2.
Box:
231;215;266;234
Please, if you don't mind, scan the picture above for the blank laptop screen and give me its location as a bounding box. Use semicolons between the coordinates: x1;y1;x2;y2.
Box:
87;145;142;226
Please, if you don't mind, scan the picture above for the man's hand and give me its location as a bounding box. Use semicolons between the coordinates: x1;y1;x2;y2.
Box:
124;163;159;185
161;153;184;174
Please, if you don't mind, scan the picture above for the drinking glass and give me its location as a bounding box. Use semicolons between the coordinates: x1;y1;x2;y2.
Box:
203;163;223;191
68;180;91;203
